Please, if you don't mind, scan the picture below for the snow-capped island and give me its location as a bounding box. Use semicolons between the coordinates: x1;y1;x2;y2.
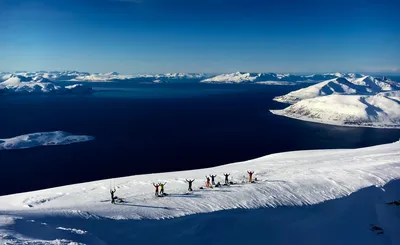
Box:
271;74;400;129
271;94;400;128
0;131;94;150
273;75;400;104
0;141;399;244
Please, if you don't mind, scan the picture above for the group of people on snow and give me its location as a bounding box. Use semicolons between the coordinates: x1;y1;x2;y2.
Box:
109;171;256;203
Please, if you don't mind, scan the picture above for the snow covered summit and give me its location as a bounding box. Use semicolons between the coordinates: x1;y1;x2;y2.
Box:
274;76;400;104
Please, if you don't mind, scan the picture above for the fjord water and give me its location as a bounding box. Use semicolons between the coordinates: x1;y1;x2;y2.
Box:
1;83;400;195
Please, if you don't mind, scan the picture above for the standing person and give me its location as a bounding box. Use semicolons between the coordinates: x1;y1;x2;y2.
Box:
185;179;195;192
210;175;217;185
153;183;160;197
247;171;254;182
110;188;116;204
159;182;167;195
223;173;230;185
205;176;211;188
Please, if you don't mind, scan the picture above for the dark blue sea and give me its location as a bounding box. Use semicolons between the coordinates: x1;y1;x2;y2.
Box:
1;83;400;195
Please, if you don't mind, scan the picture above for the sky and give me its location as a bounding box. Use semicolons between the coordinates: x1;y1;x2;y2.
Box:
0;0;399;74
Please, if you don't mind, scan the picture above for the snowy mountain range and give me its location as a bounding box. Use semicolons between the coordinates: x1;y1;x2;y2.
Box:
2;71;389;84
0;74;92;94
200;71;369;84
1;71;210;83
0;140;399;244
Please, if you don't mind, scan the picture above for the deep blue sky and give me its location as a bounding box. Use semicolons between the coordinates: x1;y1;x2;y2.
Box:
0;0;399;74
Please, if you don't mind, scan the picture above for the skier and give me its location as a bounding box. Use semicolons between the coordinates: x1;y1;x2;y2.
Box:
159;182;167;195
185;179;195;192
205;176;211;188
210;174;217;185
223;173;230;185
153;183;160;197
247;171;254;182
110;188;116;204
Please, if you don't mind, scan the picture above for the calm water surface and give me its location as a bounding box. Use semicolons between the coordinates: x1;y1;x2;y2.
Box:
1;83;399;195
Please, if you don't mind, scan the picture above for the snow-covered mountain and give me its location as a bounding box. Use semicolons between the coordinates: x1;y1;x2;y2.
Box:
1;71;386;84
69;72;209;82
274;76;400;104
201;72;271;83
271;93;400;128
0;75;92;94
0;141;399;244
351;75;400;91
0;71;209;83
200;72;368;84
0;75;62;93
71;73;136;82
201;72;295;83
158;73;207;79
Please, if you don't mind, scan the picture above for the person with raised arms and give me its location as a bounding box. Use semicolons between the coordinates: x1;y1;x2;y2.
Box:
223;173;230;185
185;179;195;192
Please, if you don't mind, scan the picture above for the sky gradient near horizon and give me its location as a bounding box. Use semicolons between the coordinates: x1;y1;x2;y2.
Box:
0;0;399;74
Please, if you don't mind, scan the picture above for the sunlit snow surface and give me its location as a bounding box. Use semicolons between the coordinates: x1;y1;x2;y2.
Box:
0;141;400;244
0;131;94;150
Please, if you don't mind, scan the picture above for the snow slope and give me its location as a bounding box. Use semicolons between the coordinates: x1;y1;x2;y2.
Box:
274;76;400;104
1;141;400;244
379;90;400;101
271;94;400;128
0;131;94;150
